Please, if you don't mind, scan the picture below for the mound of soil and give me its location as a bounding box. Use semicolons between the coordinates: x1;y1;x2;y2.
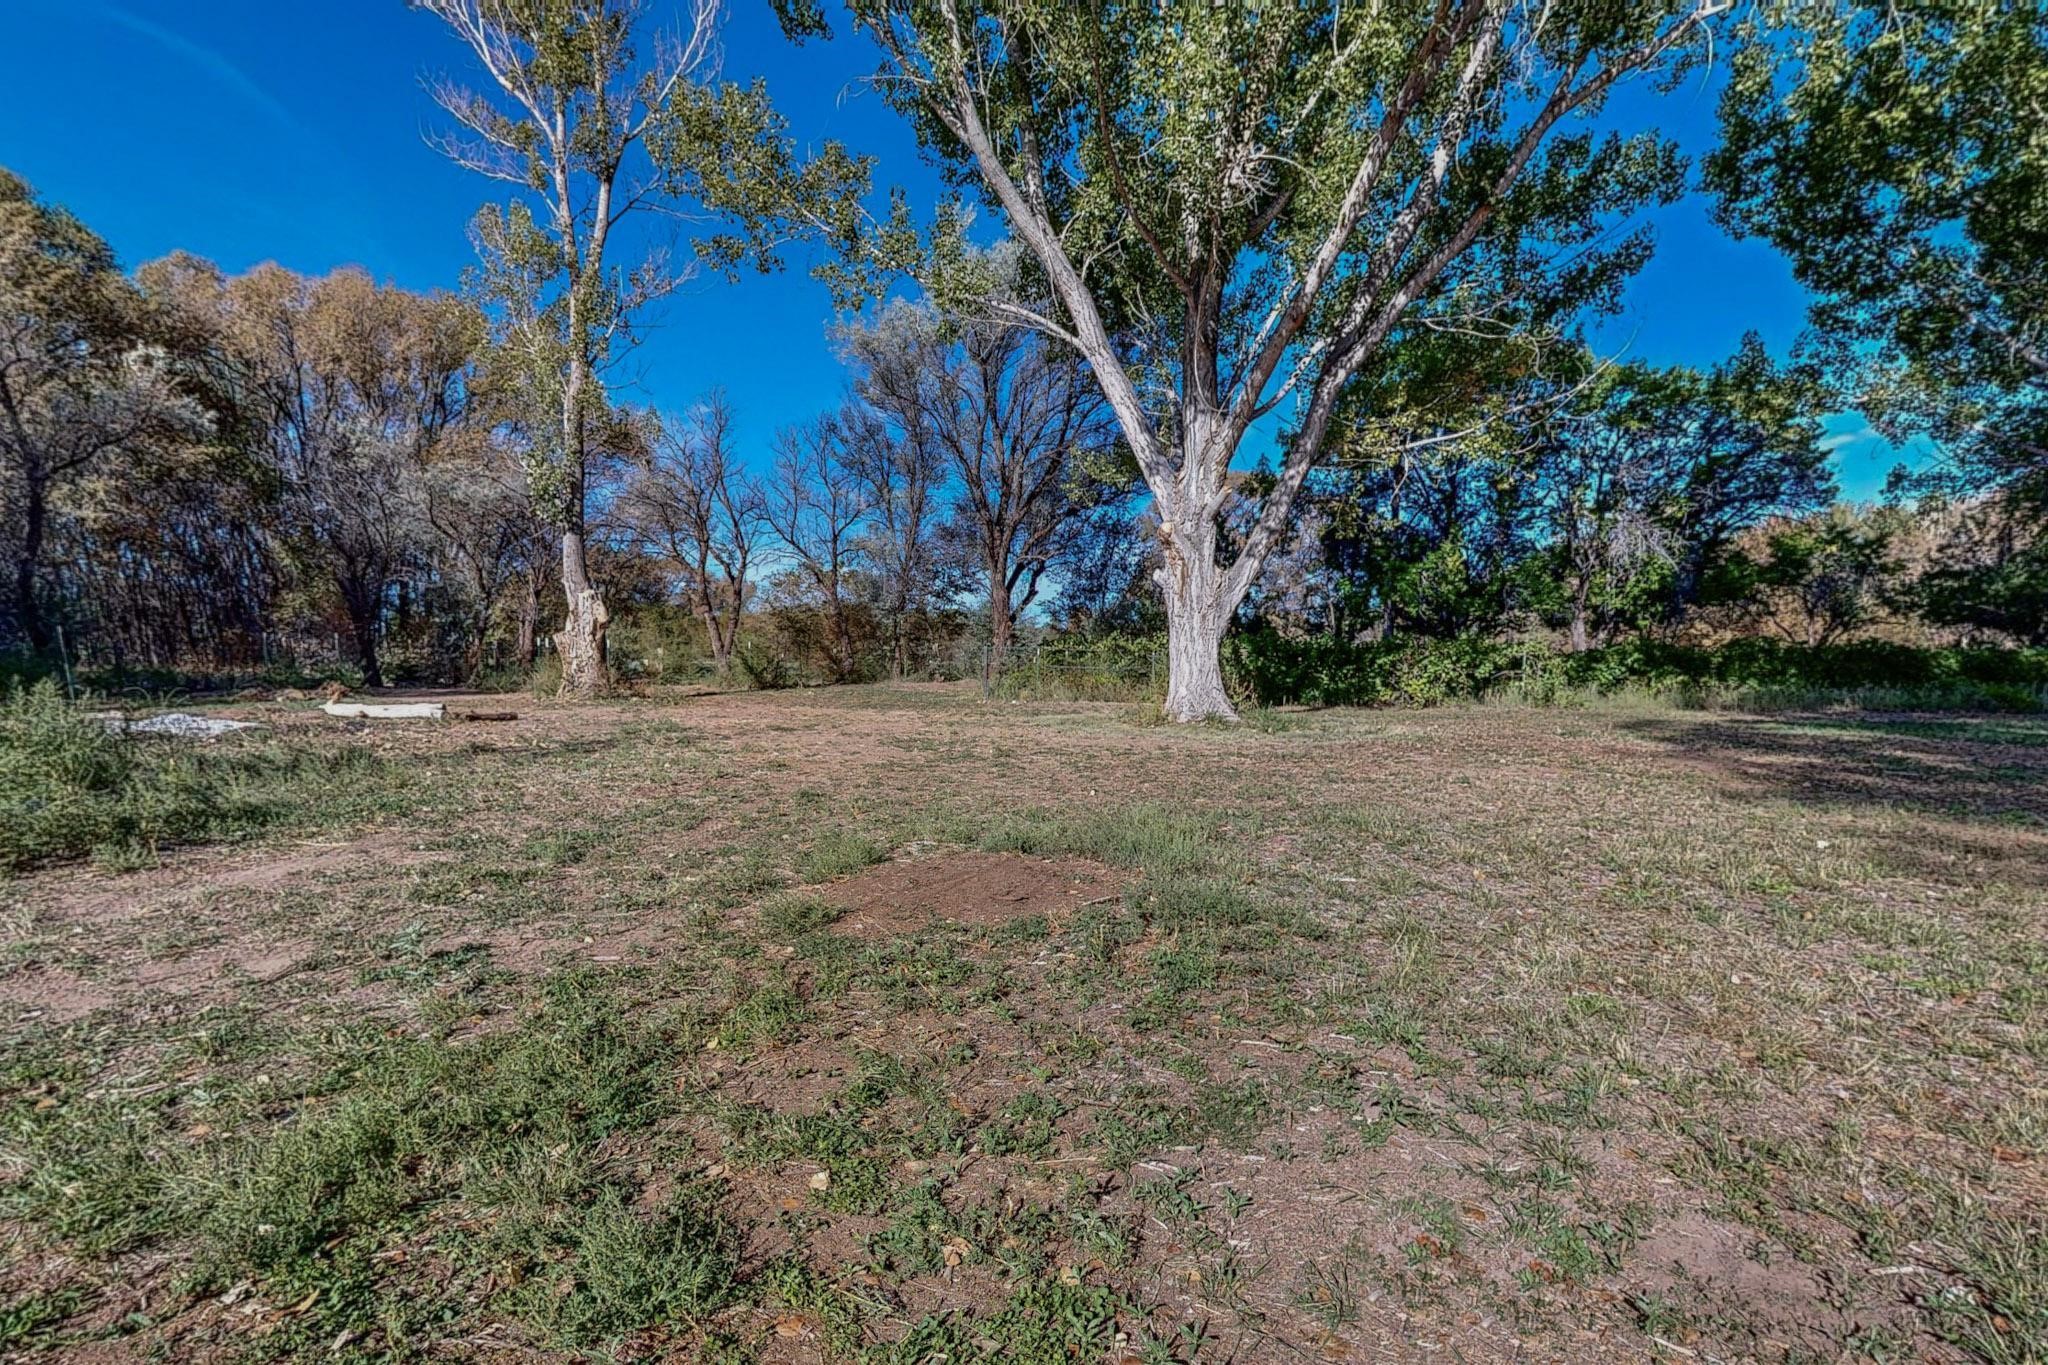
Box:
821;851;1123;938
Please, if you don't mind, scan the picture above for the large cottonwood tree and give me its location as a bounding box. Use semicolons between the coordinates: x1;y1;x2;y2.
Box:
418;0;866;696
782;0;1731;717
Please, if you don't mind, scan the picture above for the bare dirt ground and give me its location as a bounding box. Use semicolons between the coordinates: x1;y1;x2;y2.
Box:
2;684;2043;1363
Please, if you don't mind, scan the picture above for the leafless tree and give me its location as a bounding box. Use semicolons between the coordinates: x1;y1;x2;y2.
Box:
765;413;872;682
837;402;945;678
840;285;1126;677
620;392;764;678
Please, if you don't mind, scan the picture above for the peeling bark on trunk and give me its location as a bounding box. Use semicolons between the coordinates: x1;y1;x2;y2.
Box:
554;529;608;697
555;585;608;695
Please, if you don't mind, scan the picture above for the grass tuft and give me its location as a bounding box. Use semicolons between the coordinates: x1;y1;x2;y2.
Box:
0;680;394;871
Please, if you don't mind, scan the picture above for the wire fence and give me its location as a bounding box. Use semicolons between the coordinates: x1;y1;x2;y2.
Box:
983;637;1166;701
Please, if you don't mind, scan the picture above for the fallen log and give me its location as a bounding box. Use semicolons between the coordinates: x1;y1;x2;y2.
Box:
457;710;519;722
320;701;446;720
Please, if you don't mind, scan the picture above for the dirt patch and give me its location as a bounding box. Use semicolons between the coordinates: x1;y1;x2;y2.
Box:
819;851;1124;938
0;966;114;1025
1627;1209;1917;1353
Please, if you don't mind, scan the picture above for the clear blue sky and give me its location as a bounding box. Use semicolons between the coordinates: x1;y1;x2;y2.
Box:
0;0;1901;496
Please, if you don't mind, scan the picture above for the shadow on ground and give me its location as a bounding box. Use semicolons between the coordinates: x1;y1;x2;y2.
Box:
1617;711;2048;887
1617;712;2048;822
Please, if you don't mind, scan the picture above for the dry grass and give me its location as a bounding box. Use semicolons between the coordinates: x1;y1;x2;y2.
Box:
1;683;2041;1362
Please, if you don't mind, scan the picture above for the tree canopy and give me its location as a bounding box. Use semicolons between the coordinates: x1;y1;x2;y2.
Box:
779;0;1730;716
1711;0;2048;507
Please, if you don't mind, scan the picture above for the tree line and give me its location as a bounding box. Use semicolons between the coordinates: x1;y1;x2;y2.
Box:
0;174;1138;687
1;0;2041;710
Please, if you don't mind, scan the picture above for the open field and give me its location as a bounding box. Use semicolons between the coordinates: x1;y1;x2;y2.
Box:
2;686;2044;1363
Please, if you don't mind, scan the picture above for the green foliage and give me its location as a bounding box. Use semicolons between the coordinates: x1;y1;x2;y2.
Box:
1573;638;2048;695
1295;337;1837;649
1705;505;1905;646
1225;633;1524;708
1912;505;2048;647
1710;1;2047;506
759;890;844;938
1224;633;2048;711
792;1;1726;717
992;635;1163;703
734;638;800;690
0;681;390;870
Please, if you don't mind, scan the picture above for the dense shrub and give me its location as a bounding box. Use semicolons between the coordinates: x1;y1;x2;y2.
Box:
1222;632;1525;707
992;635;1165;702
0;654;360;700
1549;639;2048;705
1221;631;2048;711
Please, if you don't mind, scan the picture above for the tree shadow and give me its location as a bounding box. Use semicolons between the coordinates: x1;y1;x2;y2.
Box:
1614;711;2048;886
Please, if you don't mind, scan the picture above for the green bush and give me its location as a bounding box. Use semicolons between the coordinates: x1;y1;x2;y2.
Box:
991;636;1164;702
1222;632;1521;707
0;655;360;698
525;652;564;698
1220;631;2048;711
1543;639;2048;710
734;639;799;690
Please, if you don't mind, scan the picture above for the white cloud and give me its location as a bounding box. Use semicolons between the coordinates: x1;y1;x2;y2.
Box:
90;3;309;138
1820;426;1877;453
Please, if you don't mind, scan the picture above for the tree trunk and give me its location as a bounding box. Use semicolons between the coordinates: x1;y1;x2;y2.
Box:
14;481;49;653
463;610;489;683
1568;580;1591;653
554;528;608;697
349;610;385;690
825;579;856;682
516;576;540;668
1158;530;1237;722
986;565;1014;683
703;602;733;678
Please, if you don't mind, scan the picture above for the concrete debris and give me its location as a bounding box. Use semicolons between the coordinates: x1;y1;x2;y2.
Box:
320;700;446;720
103;712;264;739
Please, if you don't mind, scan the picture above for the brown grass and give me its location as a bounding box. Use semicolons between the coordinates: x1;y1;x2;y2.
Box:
1;683;2041;1362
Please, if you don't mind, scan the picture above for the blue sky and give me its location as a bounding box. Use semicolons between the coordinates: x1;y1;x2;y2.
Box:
1;0;1900;496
